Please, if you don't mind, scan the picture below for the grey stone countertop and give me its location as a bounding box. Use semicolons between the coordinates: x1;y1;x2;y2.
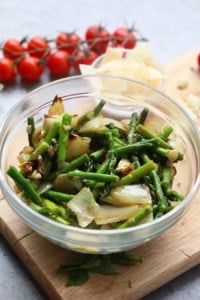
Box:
0;0;200;299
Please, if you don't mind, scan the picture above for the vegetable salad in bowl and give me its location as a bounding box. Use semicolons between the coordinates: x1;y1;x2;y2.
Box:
0;75;199;253
7;95;184;230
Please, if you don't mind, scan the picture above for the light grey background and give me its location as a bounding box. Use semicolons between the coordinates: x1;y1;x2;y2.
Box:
0;0;200;299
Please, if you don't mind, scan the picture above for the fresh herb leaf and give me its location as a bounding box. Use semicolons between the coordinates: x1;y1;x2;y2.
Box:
66;268;89;286
90;256;119;275
80;255;101;270
58;252;142;286
110;252;143;265
57;254;91;273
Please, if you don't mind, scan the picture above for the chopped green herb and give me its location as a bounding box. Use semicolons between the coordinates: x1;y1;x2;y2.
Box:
110;252;143;265
67;268;89;286
58;251;142;286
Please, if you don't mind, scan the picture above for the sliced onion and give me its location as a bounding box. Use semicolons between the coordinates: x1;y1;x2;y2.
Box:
79;116;125;132
48;97;65;115
105;184;152;206
54;174;82;194
95;204;141;225
43;114;62;131
67;136;91;161
37;182;52;195
67;188;100;228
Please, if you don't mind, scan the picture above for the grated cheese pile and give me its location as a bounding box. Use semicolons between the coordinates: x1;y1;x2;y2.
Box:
80;44;164;91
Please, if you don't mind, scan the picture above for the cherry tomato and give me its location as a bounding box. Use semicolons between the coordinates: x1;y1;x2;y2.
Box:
80;49;98;65
197;53;200;67
3;38;25;59
0;57;16;83
56;32;81;54
70;49;98;73
47;50;70;77
69;50;83;73
112;27;136;49
17;56;44;81
27;36;50;58
85;25;110;54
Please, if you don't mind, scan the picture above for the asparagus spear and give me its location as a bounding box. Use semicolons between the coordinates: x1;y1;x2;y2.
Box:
142;154;168;217
138;107;149;124
161;165;172;188
127;112;138;144
30;202;53;216
107;132;117;174
42;190;73;202
57;154;89;175
42;157;53;177
137;124;173;149
29;141;49;160
132;156;140;169
30;202;69;225
27;116;35;147
43;121;60;144
144;175;156;200
164;189;184;201
118;205;153;229
158;125;173;140
29;122;60;161
7;166;42;205
79;130;108;138
88;131;116;191
89;133;116;192
114;139;155;156
42;198;69;220
77;99;106;126
155;147;183;162
57;113;72;163
48;154;89;181
90;148;105;160
113;136;125;147
67;170;119;183
97;159;110;174
117;160;156;186
89;160;110;196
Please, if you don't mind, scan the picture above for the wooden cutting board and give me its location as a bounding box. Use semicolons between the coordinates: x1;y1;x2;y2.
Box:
0;49;200;300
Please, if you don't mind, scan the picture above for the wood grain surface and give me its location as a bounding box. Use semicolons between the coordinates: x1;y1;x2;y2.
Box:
0;49;199;300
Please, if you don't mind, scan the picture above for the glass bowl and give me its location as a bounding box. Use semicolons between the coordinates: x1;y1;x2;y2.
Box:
0;75;199;254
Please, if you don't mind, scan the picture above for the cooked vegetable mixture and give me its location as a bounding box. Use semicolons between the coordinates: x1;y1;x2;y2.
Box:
7;96;184;229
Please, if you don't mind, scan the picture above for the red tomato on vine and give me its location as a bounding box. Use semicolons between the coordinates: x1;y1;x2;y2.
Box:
70;49;97;73
56;32;81;54
47;50;70;77
27;36;50;58
0;58;16;83
3;39;25;59
112;27;137;49
85;25;110;54
17;56;44;81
